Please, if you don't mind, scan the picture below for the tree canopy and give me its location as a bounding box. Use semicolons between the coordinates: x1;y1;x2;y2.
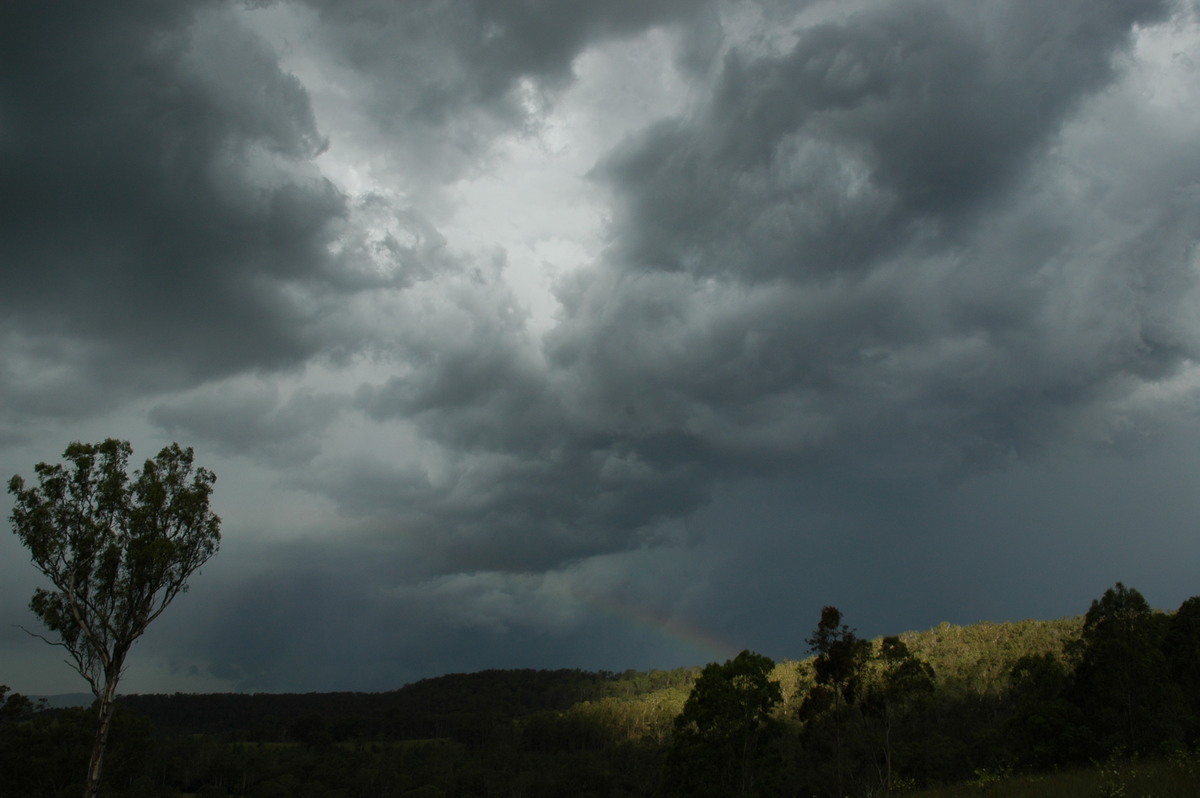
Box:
666;650;782;797
8;439;221;798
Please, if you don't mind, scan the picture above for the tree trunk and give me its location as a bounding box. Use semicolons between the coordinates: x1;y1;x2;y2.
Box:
834;690;845;798
84;679;119;798
883;709;893;796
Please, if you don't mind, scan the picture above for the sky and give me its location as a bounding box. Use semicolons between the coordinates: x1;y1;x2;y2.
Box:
2;0;1200;696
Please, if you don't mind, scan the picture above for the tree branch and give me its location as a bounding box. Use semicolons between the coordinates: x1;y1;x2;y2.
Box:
16;623;68;650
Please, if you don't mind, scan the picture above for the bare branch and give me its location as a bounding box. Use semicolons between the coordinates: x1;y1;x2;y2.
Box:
16;623;68;650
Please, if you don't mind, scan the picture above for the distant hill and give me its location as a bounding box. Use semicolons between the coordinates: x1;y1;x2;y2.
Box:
894;615;1083;697
113;615;1084;743
11;603;1191;798
33;693;92;709
117;666;699;742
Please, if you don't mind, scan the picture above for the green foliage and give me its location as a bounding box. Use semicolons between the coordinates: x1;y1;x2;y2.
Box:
666;650;783;797
862;637;937;792
1165;596;1200;740
907;748;1200;798
9;439;221;699
0;702;159;798
0;685;40;726
6;581;1193;798
8;438;221;798
1003;653;1089;768
520;686;689;751
867;636;937;714
899;617;1082;702
784;586;1200;796
795;612;940;796
800;606;873;796
1070;583;1182;754
807;606;872;703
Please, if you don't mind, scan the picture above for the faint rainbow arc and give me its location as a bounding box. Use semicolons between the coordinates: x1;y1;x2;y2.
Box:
576;591;741;664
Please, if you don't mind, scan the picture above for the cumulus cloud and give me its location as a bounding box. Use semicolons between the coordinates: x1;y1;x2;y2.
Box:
155;537;719;691
309;0;1200;577
549;0;1198;477
149;378;343;464
1;1;375;412
252;0;1200;579
4;0;1200;693
292;0;713;160
597;0;1174;281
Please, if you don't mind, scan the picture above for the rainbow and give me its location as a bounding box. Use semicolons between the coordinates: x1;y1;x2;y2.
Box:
577;590;741;663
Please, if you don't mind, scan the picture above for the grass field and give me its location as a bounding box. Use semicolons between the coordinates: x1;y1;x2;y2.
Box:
911;749;1200;798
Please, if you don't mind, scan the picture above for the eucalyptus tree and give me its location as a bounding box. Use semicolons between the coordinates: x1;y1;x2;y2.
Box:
8;439;221;798
1070;583;1180;754
862;637;935;794
1166;596;1200;738
804;606;870;796
667;650;783;797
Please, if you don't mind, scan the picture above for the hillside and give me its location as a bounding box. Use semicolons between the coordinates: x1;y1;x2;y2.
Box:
4;587;1195;798
111;615;1081;743
116;665;700;743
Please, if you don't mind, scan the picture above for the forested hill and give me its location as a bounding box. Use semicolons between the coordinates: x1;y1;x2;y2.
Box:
116;665;701;742
892;615;1083;696
9;589;1198;797
115;615;1080;743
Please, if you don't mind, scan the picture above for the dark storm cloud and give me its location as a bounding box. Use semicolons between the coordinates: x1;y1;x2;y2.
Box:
556;0;1195;472
288;0;719;183
336;0;1199;574
305;434;706;572
154;538;709;691
5;0;1200;696
149;381;343;464
598;0;1173;280
301;0;711;116
0;0;409;416
335;261;714;570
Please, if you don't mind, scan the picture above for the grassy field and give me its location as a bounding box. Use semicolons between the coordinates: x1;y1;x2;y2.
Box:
911;749;1200;798
164;751;1200;798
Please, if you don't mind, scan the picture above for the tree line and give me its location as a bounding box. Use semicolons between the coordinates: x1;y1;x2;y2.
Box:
4;440;1199;796
3;582;1197;796
664;583;1200;797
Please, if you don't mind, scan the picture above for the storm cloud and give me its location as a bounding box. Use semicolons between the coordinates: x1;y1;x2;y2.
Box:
2;0;1199;693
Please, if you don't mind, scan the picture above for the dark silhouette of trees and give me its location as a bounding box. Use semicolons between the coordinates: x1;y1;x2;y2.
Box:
803;605;870;795
797;611;937;796
666;650;782;797
7;572;1196;797
8;439;221;798
0;686;39;727
1069;582;1181;754
1004;652;1087;768
807;607;870;703
862;636;935;794
1165;595;1200;741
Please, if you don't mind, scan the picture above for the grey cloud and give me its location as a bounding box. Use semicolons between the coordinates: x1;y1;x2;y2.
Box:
0;1;398;414
158;538;711;691
303;0;710;111
150;381;344;464
304;441;706;573
137;424;1200;693
350;253;562;456
675;438;1200;657
340;261;718;570
597;0;1171;281
5;0;1199;694
333;0;1200;573
288;0;718;185
557;0;1197;472
354;291;546;434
